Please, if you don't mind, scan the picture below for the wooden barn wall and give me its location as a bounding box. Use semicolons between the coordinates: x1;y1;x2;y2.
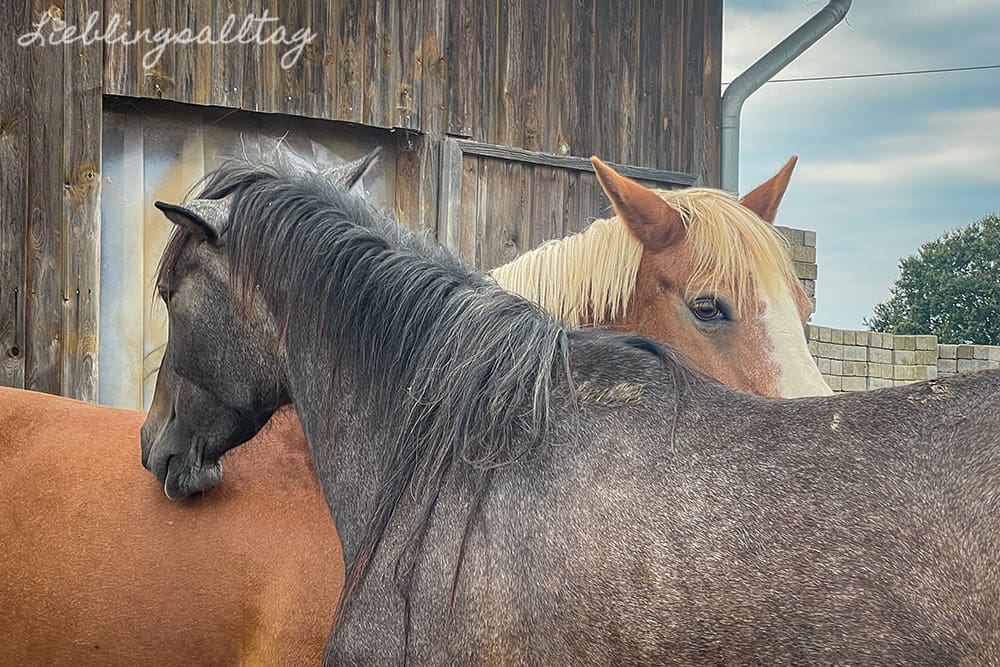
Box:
100;0;722;179
437;140;698;271
1;1;103;399
0;0;722;400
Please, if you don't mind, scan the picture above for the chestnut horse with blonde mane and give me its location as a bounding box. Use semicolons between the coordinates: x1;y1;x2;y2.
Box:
0;154;825;664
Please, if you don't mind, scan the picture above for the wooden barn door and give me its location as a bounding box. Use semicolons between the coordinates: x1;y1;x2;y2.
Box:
435;139;698;271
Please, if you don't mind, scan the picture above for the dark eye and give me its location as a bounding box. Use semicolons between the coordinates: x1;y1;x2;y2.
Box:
691;297;726;322
157;284;175;304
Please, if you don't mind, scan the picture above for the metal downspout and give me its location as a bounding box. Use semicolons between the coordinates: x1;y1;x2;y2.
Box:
720;0;852;193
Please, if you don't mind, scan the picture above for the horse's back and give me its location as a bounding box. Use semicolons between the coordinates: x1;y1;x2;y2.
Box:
0;387;343;666
354;370;1000;664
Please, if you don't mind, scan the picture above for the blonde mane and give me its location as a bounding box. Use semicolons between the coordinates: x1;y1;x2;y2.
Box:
489;187;801;327
489;217;643;328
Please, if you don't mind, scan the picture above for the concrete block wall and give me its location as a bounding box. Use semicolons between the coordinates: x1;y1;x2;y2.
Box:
807;325;939;392
936;344;1000;377
789;225;1000;391
776;226;817;302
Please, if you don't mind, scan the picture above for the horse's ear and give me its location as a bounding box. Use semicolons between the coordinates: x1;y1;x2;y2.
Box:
590;156;685;251
323;146;382;192
739;155;797;224
155;201;220;241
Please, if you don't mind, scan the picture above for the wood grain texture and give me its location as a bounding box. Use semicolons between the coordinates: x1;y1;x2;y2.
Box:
60;0;103;401
173;0;213;105
0;0;29;387
454;140;697;185
9;0;725;398
334;0;363;122
210;0;247;109
446;0;481;137
92;0;721;173
25;1;65;394
140;0;176;101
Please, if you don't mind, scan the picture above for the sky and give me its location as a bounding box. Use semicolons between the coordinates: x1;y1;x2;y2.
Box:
723;0;1000;330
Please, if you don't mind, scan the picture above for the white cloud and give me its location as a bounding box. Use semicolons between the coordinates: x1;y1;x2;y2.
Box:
797;107;1000;186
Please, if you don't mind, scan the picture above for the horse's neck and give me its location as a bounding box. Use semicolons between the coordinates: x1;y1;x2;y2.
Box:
282;344;382;565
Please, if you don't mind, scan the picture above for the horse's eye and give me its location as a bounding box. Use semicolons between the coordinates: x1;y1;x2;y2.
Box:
157;284;175;304
691;297;725;322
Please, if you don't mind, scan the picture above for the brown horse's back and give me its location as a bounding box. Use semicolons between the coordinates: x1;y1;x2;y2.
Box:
0;387;342;666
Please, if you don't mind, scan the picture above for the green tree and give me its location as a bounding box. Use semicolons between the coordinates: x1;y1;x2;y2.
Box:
866;213;1000;345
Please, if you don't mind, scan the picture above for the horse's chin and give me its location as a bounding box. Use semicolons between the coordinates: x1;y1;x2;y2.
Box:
163;457;223;500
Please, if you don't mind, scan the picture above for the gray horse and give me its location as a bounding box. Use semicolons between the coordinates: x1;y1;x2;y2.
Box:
141;146;1000;665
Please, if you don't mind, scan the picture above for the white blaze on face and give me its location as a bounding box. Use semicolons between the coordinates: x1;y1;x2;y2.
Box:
759;288;833;397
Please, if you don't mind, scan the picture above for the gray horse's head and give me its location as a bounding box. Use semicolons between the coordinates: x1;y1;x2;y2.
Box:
140;146;380;499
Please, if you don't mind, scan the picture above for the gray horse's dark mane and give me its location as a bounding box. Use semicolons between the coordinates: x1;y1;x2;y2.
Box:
155;146;687;621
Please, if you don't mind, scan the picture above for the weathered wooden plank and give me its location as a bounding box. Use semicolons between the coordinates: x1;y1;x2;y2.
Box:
419;0;448;136
660;0;686;171
240;0;266;112
517;0;546;152
546;0;572;156
398;0;422;129
592;0;623;163
682;0;705;178
452;140;697;185
636;0;663;168
361;0;381;126
471;155;492;269
25;1;65;394
697;0;723;186
617;0;640;165
394;132;438;234
174;0;213;105
477;0;499;143
377;0;402;128
568;0;595;161
456;151;479;265
102;0;137;96
446;0;481;137
277;0;307;117
526;164;565;250
210;0;247;109
561;169;583;236
436;138;464;252
60;0;103;401
494;0;515;145
334;0;363;122
0;0;29;387
303;0;331;119
478;157;525;270
140;0;175;101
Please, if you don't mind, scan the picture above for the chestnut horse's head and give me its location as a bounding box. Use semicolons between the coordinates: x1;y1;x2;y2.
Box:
590;156;830;398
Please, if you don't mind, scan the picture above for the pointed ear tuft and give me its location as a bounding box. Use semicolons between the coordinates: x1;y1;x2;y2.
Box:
323;146;382;192
590;156;685;251
739;155;797;224
155;201;220;241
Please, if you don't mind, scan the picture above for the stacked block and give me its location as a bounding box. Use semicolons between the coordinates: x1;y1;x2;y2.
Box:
775;226;817;304
936;344;1000;377
807;326;939;392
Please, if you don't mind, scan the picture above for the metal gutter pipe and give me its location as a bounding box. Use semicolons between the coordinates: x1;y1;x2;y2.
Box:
720;0;852;193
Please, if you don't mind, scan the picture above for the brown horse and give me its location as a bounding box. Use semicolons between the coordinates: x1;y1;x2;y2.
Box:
0;389;336;666
0;157;820;664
